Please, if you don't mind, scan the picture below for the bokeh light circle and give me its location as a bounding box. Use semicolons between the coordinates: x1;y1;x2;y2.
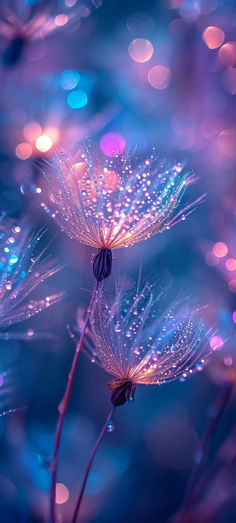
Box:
219;42;236;68
202;26;225;49
15;143;32;160
212;242;228;257
67;89;88;109
148;65;171;89
55;483;69;504
128;38;154;63
99;132;126;157
210;335;224;351
35;135;53;153
59;70;80;90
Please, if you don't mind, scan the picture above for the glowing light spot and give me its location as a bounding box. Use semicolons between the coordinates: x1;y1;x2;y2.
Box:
36;187;42;194
99;132;126;157
23;122;42;142
202;26;225;49
55;14;68;26
232;311;236;323
224;356;233;366
15;143;32;160
229;279;236;292
210;335;224;351
225;258;236;271
9;254;18;265
148;65;171;90
14;226;21;233
59;70;80;90
107;420;115;432
67;89;87;109
212;242;228;258
219;42;236;68
128;38;154;63
27;329;34;337
55;483;69;504
35;135;53;153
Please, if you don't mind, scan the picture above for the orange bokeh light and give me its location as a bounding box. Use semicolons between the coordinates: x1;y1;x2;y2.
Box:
15;142;33;160
219;42;236;67
148;65;171;89
202;26;225;49
128;39;154;63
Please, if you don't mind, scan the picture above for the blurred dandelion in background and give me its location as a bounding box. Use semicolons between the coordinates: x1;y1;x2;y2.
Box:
0;215;63;335
0;0;105;67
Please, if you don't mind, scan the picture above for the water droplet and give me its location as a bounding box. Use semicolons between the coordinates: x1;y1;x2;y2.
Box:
114;323;121;333
107;420;114;432
196;362;203;371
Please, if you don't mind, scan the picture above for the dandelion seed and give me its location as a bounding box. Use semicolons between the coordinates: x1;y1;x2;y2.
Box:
86;278;216;405
36;146;204;281
72;276;216;521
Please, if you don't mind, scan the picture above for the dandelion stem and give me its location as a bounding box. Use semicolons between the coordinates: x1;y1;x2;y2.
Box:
177;380;233;520
71;405;115;523
49;282;98;523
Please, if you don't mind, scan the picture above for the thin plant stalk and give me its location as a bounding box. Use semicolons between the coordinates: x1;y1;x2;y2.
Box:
50;282;98;523
179;380;233;516
72;405;115;523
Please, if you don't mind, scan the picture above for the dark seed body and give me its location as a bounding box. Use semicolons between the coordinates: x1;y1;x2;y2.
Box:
108;380;136;407
3;36;26;66
93;248;112;282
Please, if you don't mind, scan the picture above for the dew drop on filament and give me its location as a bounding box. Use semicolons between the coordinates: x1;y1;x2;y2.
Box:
107;420;115;432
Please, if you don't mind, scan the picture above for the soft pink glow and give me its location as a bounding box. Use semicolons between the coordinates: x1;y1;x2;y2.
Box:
212;242;228;258
99;132;126;157
210;336;224;351
225;258;236;271
55;483;69;504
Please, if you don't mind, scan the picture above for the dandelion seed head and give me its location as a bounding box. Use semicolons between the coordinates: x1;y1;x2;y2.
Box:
84;278;216;391
35;146;204;252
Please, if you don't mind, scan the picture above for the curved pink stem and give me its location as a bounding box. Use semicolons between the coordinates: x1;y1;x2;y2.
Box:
72;405;115;523
49;283;98;523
